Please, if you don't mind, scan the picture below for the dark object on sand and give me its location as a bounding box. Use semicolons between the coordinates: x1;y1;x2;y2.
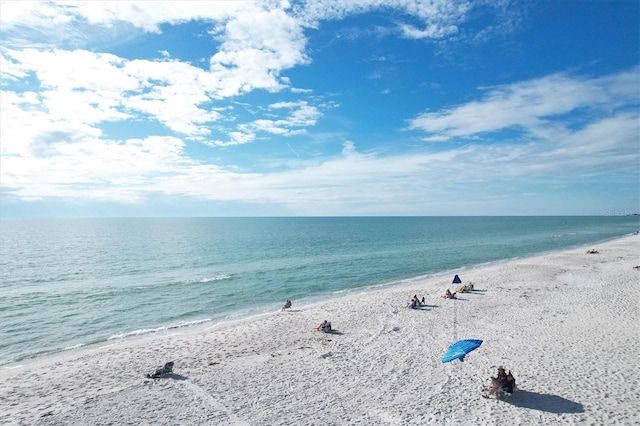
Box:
146;361;174;379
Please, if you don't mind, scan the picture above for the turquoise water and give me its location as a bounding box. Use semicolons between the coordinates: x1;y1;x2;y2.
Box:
0;216;637;366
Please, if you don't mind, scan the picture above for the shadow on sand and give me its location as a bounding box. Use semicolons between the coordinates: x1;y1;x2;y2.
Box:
503;390;584;414
146;373;189;381
407;304;435;310
166;373;189;381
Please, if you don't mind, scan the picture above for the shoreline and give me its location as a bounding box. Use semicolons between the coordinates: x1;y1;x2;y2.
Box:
1;232;636;370
0;233;638;371
1;234;639;425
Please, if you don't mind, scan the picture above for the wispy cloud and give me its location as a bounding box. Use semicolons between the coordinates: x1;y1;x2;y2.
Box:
294;0;471;39
407;67;640;142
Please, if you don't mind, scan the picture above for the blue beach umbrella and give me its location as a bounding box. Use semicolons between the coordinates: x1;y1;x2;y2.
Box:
452;274;462;284
442;339;483;363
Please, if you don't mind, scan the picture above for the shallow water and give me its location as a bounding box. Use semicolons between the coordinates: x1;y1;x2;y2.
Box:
1;216;637;365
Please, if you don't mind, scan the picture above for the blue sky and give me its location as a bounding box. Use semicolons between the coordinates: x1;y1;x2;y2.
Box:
1;0;638;217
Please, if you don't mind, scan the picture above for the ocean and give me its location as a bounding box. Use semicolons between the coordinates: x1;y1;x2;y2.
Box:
1;216;637;366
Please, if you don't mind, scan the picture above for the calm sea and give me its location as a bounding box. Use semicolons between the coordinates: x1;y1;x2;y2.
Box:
0;216;637;366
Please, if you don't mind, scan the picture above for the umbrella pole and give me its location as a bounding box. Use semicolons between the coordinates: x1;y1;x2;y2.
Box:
453;296;458;340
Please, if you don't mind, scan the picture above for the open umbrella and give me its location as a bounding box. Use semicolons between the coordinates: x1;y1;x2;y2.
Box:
442;339;483;363
452;274;462;284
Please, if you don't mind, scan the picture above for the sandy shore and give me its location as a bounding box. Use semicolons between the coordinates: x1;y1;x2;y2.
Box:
1;235;639;425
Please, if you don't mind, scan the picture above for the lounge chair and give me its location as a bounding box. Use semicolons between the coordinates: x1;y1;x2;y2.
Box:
146;361;174;379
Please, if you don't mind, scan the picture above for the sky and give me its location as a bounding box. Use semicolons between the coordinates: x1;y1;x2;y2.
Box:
0;0;638;217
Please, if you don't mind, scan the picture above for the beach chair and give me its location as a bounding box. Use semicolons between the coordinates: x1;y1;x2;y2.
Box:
146;361;174;379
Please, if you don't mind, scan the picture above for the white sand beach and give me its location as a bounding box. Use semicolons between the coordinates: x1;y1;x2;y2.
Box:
1;235;639;425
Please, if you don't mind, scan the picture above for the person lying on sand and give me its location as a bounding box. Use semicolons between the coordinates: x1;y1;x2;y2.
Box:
441;289;457;299
586;248;599;254
281;299;292;311
456;282;474;293
316;320;332;332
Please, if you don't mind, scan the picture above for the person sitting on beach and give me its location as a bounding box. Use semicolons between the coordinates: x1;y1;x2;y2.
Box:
586;248;599;254
316;320;332;332
442;289;456;299
486;369;504;397
504;370;516;394
281;299;292;311
486;366;515;396
409;295;427;307
406;298;418;309
496;366;507;382
486;376;500;397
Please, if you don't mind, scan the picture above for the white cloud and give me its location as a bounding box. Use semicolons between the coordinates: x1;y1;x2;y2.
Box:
0;0;490;147
400;23;459;39
263;101;321;129
205;130;257;148
251;102;321;134
295;0;471;39
2;1;310;97
208;7;309;96
407;67;640;141
8;48;130;91
205;101;323;146
0;51;29;80
0;1;255;34
1;48;233;138
0;90;106;158
2;111;637;211
1;135;191;202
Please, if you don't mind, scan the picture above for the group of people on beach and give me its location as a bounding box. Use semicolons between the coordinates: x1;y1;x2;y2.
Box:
405;294;426;309
281;299;333;333
282;277;517;398
439;281;475;299
484;366;516;397
395;277;517;399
